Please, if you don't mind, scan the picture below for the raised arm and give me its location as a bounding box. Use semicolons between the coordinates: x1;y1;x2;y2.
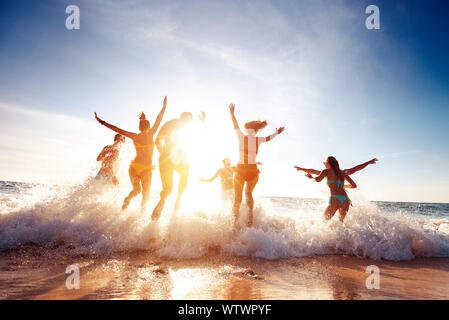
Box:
294;166;321;175
344;174;357;189
200;169;220;183
345;158;378;175
229;104;240;130
262;127;285;142
151;96;167;132
94;112;136;139
198;111;206;124
306;170;327;183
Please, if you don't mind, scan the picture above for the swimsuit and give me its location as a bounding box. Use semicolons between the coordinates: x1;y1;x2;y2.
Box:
236;164;260;182
327;179;343;190
233;129;279;182
130;161;153;175
328;194;350;206
134;143;153;149
327;179;351;206
130;142;154;175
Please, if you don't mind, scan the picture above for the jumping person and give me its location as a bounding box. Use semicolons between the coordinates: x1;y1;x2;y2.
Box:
94;96;167;212
303;156;357;222
95;133;125;185
294;158;378;176
200;158;235;200
151;111;206;221
229;103;285;228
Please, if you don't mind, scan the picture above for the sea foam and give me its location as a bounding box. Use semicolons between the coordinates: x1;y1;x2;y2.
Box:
1;180;449;261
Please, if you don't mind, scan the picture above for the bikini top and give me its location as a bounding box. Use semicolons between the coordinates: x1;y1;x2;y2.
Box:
327;180;343;190
134;142;153;149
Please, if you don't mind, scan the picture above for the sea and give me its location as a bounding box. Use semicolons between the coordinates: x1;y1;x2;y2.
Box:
1;179;449;261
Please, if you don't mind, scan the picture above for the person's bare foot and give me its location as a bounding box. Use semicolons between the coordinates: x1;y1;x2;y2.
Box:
151;200;165;221
121;197;130;211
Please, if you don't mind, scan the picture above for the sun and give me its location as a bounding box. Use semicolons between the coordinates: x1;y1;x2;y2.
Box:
170;120;237;192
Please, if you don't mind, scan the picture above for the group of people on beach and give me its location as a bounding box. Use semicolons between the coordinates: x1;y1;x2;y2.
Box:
94;96;377;228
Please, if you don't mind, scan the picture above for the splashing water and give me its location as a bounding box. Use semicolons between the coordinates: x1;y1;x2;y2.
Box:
0;179;449;261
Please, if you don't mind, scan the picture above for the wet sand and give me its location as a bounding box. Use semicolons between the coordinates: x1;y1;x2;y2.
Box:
1;247;448;300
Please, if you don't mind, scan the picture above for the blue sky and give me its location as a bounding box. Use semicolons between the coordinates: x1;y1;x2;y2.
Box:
0;0;448;203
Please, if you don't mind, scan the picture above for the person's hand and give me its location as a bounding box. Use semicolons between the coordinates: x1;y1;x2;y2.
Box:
94;112;104;125
256;162;263;165
294;166;303;171
163;96;167;108
305;173;313;179
277;127;285;134
199;111;206;122
369;158;378;165
199;177;207;182
229;104;235;114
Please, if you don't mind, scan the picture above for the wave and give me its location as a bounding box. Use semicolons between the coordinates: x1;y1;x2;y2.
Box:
1;180;449;261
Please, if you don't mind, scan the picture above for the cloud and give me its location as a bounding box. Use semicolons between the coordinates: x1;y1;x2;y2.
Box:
0;102;104;183
81;0;374;137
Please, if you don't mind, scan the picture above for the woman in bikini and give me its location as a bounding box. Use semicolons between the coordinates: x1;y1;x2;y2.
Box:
94;96;167;212
294;158;378;176
229;104;285;228
303;156;357;222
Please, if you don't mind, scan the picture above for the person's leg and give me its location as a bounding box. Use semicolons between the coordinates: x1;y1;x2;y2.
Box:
151;159;174;221
174;164;189;210
122;167;142;210
338;199;351;222
233;174;244;228
140;169;152;213
323;196;339;220
244;174;259;227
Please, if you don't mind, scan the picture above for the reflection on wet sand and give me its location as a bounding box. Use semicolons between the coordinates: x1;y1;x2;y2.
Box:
169;267;264;300
1;250;449;300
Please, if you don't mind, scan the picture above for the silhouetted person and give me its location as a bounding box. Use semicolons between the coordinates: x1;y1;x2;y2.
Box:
94;96;167;212
200;158;235;200
95;133;125;185
301;156;357;222
229;104;284;228
151;111;206;220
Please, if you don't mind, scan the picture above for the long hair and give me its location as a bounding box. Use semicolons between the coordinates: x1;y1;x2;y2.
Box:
327;156;344;181
139;112;150;131
244;120;267;133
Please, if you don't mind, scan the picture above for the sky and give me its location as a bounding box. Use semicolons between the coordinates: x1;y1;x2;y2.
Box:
0;0;448;203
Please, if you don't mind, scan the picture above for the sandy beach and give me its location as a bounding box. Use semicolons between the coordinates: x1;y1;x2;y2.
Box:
1;0;449;305
1;247;448;300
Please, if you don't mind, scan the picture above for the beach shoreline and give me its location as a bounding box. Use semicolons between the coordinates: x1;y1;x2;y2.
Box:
1;247;448;300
